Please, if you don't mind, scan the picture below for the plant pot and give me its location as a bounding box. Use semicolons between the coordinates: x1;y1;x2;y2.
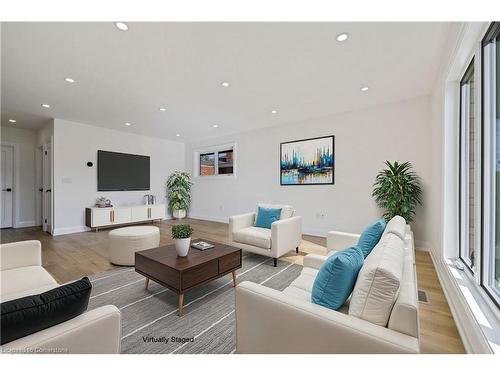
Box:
174;238;191;257
173;209;186;219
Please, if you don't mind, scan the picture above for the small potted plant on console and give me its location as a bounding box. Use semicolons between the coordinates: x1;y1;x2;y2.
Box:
171;224;193;257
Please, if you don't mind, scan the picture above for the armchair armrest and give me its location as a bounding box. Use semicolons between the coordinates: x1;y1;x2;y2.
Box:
235;281;419;354
1;305;121;354
271;216;302;258
303;254;328;270
327;231;360;252
229;212;255;241
0;240;42;271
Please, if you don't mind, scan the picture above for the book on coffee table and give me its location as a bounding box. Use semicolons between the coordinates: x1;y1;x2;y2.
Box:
191;241;215;251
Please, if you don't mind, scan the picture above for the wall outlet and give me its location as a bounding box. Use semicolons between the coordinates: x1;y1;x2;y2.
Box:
316;212;327;220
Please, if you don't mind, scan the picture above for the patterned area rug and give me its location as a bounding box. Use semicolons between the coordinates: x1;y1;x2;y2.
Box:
88;252;302;354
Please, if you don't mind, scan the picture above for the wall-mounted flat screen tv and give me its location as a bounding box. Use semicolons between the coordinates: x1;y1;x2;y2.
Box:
97;150;150;191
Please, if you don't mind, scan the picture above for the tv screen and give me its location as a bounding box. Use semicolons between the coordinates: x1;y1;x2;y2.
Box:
97;150;150;191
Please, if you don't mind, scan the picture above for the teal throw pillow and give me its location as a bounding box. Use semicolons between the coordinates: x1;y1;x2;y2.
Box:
357;219;386;258
255;207;282;229
311;246;364;310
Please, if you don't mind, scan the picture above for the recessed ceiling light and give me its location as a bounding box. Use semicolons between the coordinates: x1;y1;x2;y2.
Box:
159;107;166;112
64;77;75;83
124;122;131;126
336;33;349;42
221;82;230;87
41;104;51;108
271;110;278;114
212;124;219;128
360;86;369;92
114;22;129;31
175;133;181;137
8;119;16;123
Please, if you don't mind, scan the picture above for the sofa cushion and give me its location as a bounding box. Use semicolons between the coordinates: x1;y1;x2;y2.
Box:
232;226;271;249
255;207;282;229
1;266;59;302
349;233;404;326
382;216;407;241
357;219;386;258
311;246;364;310
1;277;92;345
258;204;294;220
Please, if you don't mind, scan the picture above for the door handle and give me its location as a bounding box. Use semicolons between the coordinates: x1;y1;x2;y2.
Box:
2;188;12;192
39;188;43;192
46;189;51;193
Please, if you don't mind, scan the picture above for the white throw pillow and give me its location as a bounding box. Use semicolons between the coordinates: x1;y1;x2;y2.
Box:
348;233;404;327
382;215;406;241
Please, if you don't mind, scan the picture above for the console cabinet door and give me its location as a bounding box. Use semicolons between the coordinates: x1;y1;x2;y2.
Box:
93;208;113;226
150;204;165;220
131;206;149;221
113;208;131;224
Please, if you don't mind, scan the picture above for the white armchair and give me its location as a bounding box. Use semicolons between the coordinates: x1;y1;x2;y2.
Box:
229;204;302;266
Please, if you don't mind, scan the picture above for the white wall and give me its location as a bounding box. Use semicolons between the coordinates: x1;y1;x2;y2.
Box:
0;126;37;227
52;119;185;235
186;96;433;247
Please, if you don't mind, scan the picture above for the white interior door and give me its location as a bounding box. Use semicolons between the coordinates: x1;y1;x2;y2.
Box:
42;143;52;233
35;146;43;226
1;145;14;228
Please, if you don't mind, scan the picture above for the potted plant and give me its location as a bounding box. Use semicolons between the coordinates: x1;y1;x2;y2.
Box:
166;171;193;219
172;224;193;257
372;161;422;222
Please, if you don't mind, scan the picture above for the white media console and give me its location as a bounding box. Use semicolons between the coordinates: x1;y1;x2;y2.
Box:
85;204;166;231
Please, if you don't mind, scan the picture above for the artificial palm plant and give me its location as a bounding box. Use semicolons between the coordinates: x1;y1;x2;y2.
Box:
166;171;193;214
372;161;422;222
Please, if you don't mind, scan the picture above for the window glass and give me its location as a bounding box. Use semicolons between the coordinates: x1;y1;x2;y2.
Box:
493;37;500;293
218;149;234;175
200;153;215;176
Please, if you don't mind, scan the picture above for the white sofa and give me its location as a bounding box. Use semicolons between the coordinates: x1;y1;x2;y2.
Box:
235;217;420;354
229;204;302;266
0;240;121;354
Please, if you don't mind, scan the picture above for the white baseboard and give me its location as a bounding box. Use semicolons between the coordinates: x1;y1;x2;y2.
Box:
53;226;90;236
429;251;493;354
14;220;37;228
188;213;228;223
414;240;431;251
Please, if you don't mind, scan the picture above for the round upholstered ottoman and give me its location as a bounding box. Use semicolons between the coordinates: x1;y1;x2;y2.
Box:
108;226;160;266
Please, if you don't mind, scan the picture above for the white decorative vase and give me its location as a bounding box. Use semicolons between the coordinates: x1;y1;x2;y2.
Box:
173;209;186;219
174;238;191;257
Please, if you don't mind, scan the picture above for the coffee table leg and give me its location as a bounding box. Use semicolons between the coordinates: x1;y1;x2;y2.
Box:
144;278;149;290
178;294;184;317
232;270;237;287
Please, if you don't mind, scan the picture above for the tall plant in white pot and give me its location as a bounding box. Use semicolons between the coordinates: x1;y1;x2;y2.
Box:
166;171;193;219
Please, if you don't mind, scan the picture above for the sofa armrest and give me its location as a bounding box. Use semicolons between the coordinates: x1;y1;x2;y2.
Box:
0;306;121;354
303;254;328;270
271;216;302;258
229;212;256;240
235;281;419;354
0;240;42;271
326;231;360;252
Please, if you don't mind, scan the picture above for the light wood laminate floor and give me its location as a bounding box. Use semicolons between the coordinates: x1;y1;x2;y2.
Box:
0;218;465;354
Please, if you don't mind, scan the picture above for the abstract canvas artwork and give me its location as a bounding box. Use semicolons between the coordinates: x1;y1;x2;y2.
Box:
280;135;334;185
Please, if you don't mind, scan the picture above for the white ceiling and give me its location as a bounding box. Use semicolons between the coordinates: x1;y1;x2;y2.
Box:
1;22;452;141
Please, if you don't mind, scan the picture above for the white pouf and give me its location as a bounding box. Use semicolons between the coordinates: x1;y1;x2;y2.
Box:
108;226;160;266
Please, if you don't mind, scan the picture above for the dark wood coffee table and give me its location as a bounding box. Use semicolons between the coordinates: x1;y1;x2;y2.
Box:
135;239;242;316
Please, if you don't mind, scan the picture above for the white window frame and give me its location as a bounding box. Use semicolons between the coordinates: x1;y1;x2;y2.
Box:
482;38;500;306
193;142;237;179
459;60;477;274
